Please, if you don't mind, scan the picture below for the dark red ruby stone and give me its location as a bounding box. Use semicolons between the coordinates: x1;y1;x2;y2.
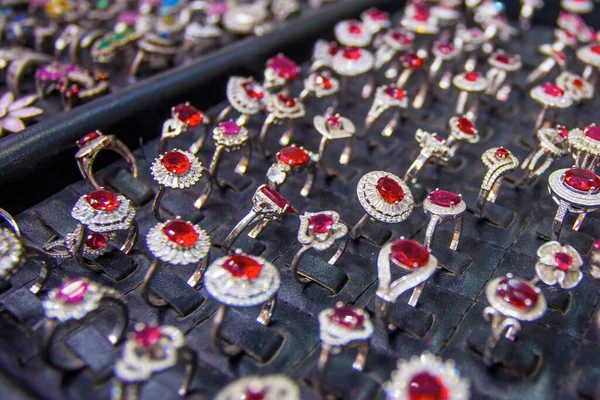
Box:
260;186;293;213
56;279;89;304
134;325;162;348
495;54;514;64
391;239;430;269
85;232;107;250
495;148;510;158
384;86;406;100
429;190;461;207
342;47;362;60
268;54;299;80
564;168;600;193
464;72;480;81
554;252;572;271
174;104;203;127
584;125;600;141
329;306;365;329
496;277;539;310
243;81;264;100
77;131;100;147
161;151;191;175
315;74;332;90
309;214;334;234
573;78;585;88
457;117;475;134
86;189;120;211
367;8;388;21
408;371;450;400
277;146;309;167
376;176;405;203
162;220;199;247
222;254;262;280
591;45;600;55
542;83;564;97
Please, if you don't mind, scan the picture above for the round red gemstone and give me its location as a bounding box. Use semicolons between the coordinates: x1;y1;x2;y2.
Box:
495;148;510;158
174;104;203;127
244;389;266;400
315;74;332;90
56;278;89;304
376;176;405;203
85;189;120;211
391;239;430;269
573;78;585;88
85;232;107;250
367;8;388;21
161;151;191;175
162;220;199;247
242;81;264;100
260;186;293;213
329;306;365;329
554;252;572;271
464;72;480;81
278;146;309;167
401;53;423;69
408;371;449;400
384;86;406;100
277;94;296;107
429;190;461;207
413;3;430;21
134;325;163;348
309;214;334;234
342;47;362;60
591;45;600;55
557;126;569;138
76;131;100;147
268;54;299;80
496;277;539;310
221;254;263;280
542;83;564;97
327;115;341;127
584;125;600;141
391;30;412;45
437;42;454;54
457;117;475;134
348;22;362;35
219;121;241;136
564;168;600;192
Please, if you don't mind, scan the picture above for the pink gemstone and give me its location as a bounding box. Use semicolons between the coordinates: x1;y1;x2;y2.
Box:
327;115;341;127
56;279;89;304
117;11;139;26
464;72;480;81
542;83;564;97
391;239;430;269
554;252;572;271
413;2;430;21
309;214;334;234
564;167;600;193
134;325;163;348
593;239;600;250
268;54;299;80
496;277;539;310
342;47;362;60
367;8;388;20
408;371;450;400
429;190;461;207
436;42;454;55
584;125;600;141
260;186;293;213
329;306;365;329
219;121;241;136
76;131;100;147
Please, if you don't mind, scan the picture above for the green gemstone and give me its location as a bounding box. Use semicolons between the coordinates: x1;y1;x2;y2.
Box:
98;39;110;49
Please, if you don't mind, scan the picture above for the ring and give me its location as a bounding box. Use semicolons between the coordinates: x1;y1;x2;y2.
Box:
258;91;306;158
361;8;391;34
75;130;138;190
404;129;456;183
547;167;600;240
315;304;373;399
266;145;318;197
526;42;568;85
205;120;252;182
394;52;425;89
290;211;348;285
476;147;519;218
112;323;196;399
446;115;481;151
42;278;128;371
222;184;295;252
534;241;583;289
130;33;179;77
350;171;414;240
205;250;280;356
556;12;594;42
314;113;356;165
561;0;593;13
298;71;340;113
70;189;138;271
423;189;466;251
518;125;569;186
159;103;210;154
482;274;547;365
43;225;117;261
576;44;600;83
217;76;265;127
376;238;438;328
215;375;300;400
485;50;522;102
363;85;408;138
334;20;373;48
431;2;461;26
452;71;488;119
530;82;573;131
151;149;212;220
140;218;211;307
568;125;600;170
426;40;460;94
310;39;340;71
374;28;414;71
263;53;300;90
400;2;440;35
519;0;543;30
383;353;470;400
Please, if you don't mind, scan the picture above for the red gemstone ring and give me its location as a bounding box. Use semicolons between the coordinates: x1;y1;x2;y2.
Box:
400;2;440;35
113;323;195;398
373;28;414;72
222;184;295;252
314;113;356;165
298;71;340;114
476;147;519;219
75;130;139;190
534;241;583;289
530;82;573;131
205;120;252;182
485;50;522;102
315;303;373;399
350;171;414;240
205;250;280;356
526;42;568;86
151;149;212;220
427;40;460;94
547;167;600;240
289;211;348;287
403;129;457;184
363;84;408;139
44;225;116;262
567;125;600;170
216;76;265;129
258;91;306;158
555;71;594;103
483;274;546;365
215;375;300;400
141;218;211;308
383;353;470;400
266;145;318;197
41;278;129;371
452;71;488;119
423;189;466;251
517;125;569;187
334;20;373;48
159;102;210;155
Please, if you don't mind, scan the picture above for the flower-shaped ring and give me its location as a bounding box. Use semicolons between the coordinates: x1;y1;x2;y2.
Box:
266;145;318;198
331;47;375;101
476;148;519;218
159;102;210;154
258;91;306;158
534;241;583;289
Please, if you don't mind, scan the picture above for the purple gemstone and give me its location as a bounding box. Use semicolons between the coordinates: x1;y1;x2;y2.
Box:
207;1;228;15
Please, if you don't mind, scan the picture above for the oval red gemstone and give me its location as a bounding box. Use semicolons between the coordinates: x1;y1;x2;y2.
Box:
495;54;512;64
161;151;191;175
260;186;293;213
220;121;241;136
162;220;199;247
584;125;600;141
495;148;510;158
85;232;107;250
542;83;564;97
552;50;566;61
377;176;405;203
384;86;406;100
348;21;362;35
76;131;100;147
437;42;454;54
342;47;362;60
56;278;89;304
391;30;412;45
391;239;430;269
86;189;120;211
174;104;203;127
496;277;539;310
242;81;264;100
429;190;461;207
244;389;266;400
309;213;334;234
554;252;572;271
464;72;480;81
315;74;332;90
268;54;299;80
591;45;600;55
367;8;388;21
329;306;365;329
327;115;341;127
134;325;163;348
277;94;296;107
328;42;340;56
222;254;263;280
278;146;309;167
564;167;600;192
408;371;450;400
457;117;475;134
401;53;423;69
